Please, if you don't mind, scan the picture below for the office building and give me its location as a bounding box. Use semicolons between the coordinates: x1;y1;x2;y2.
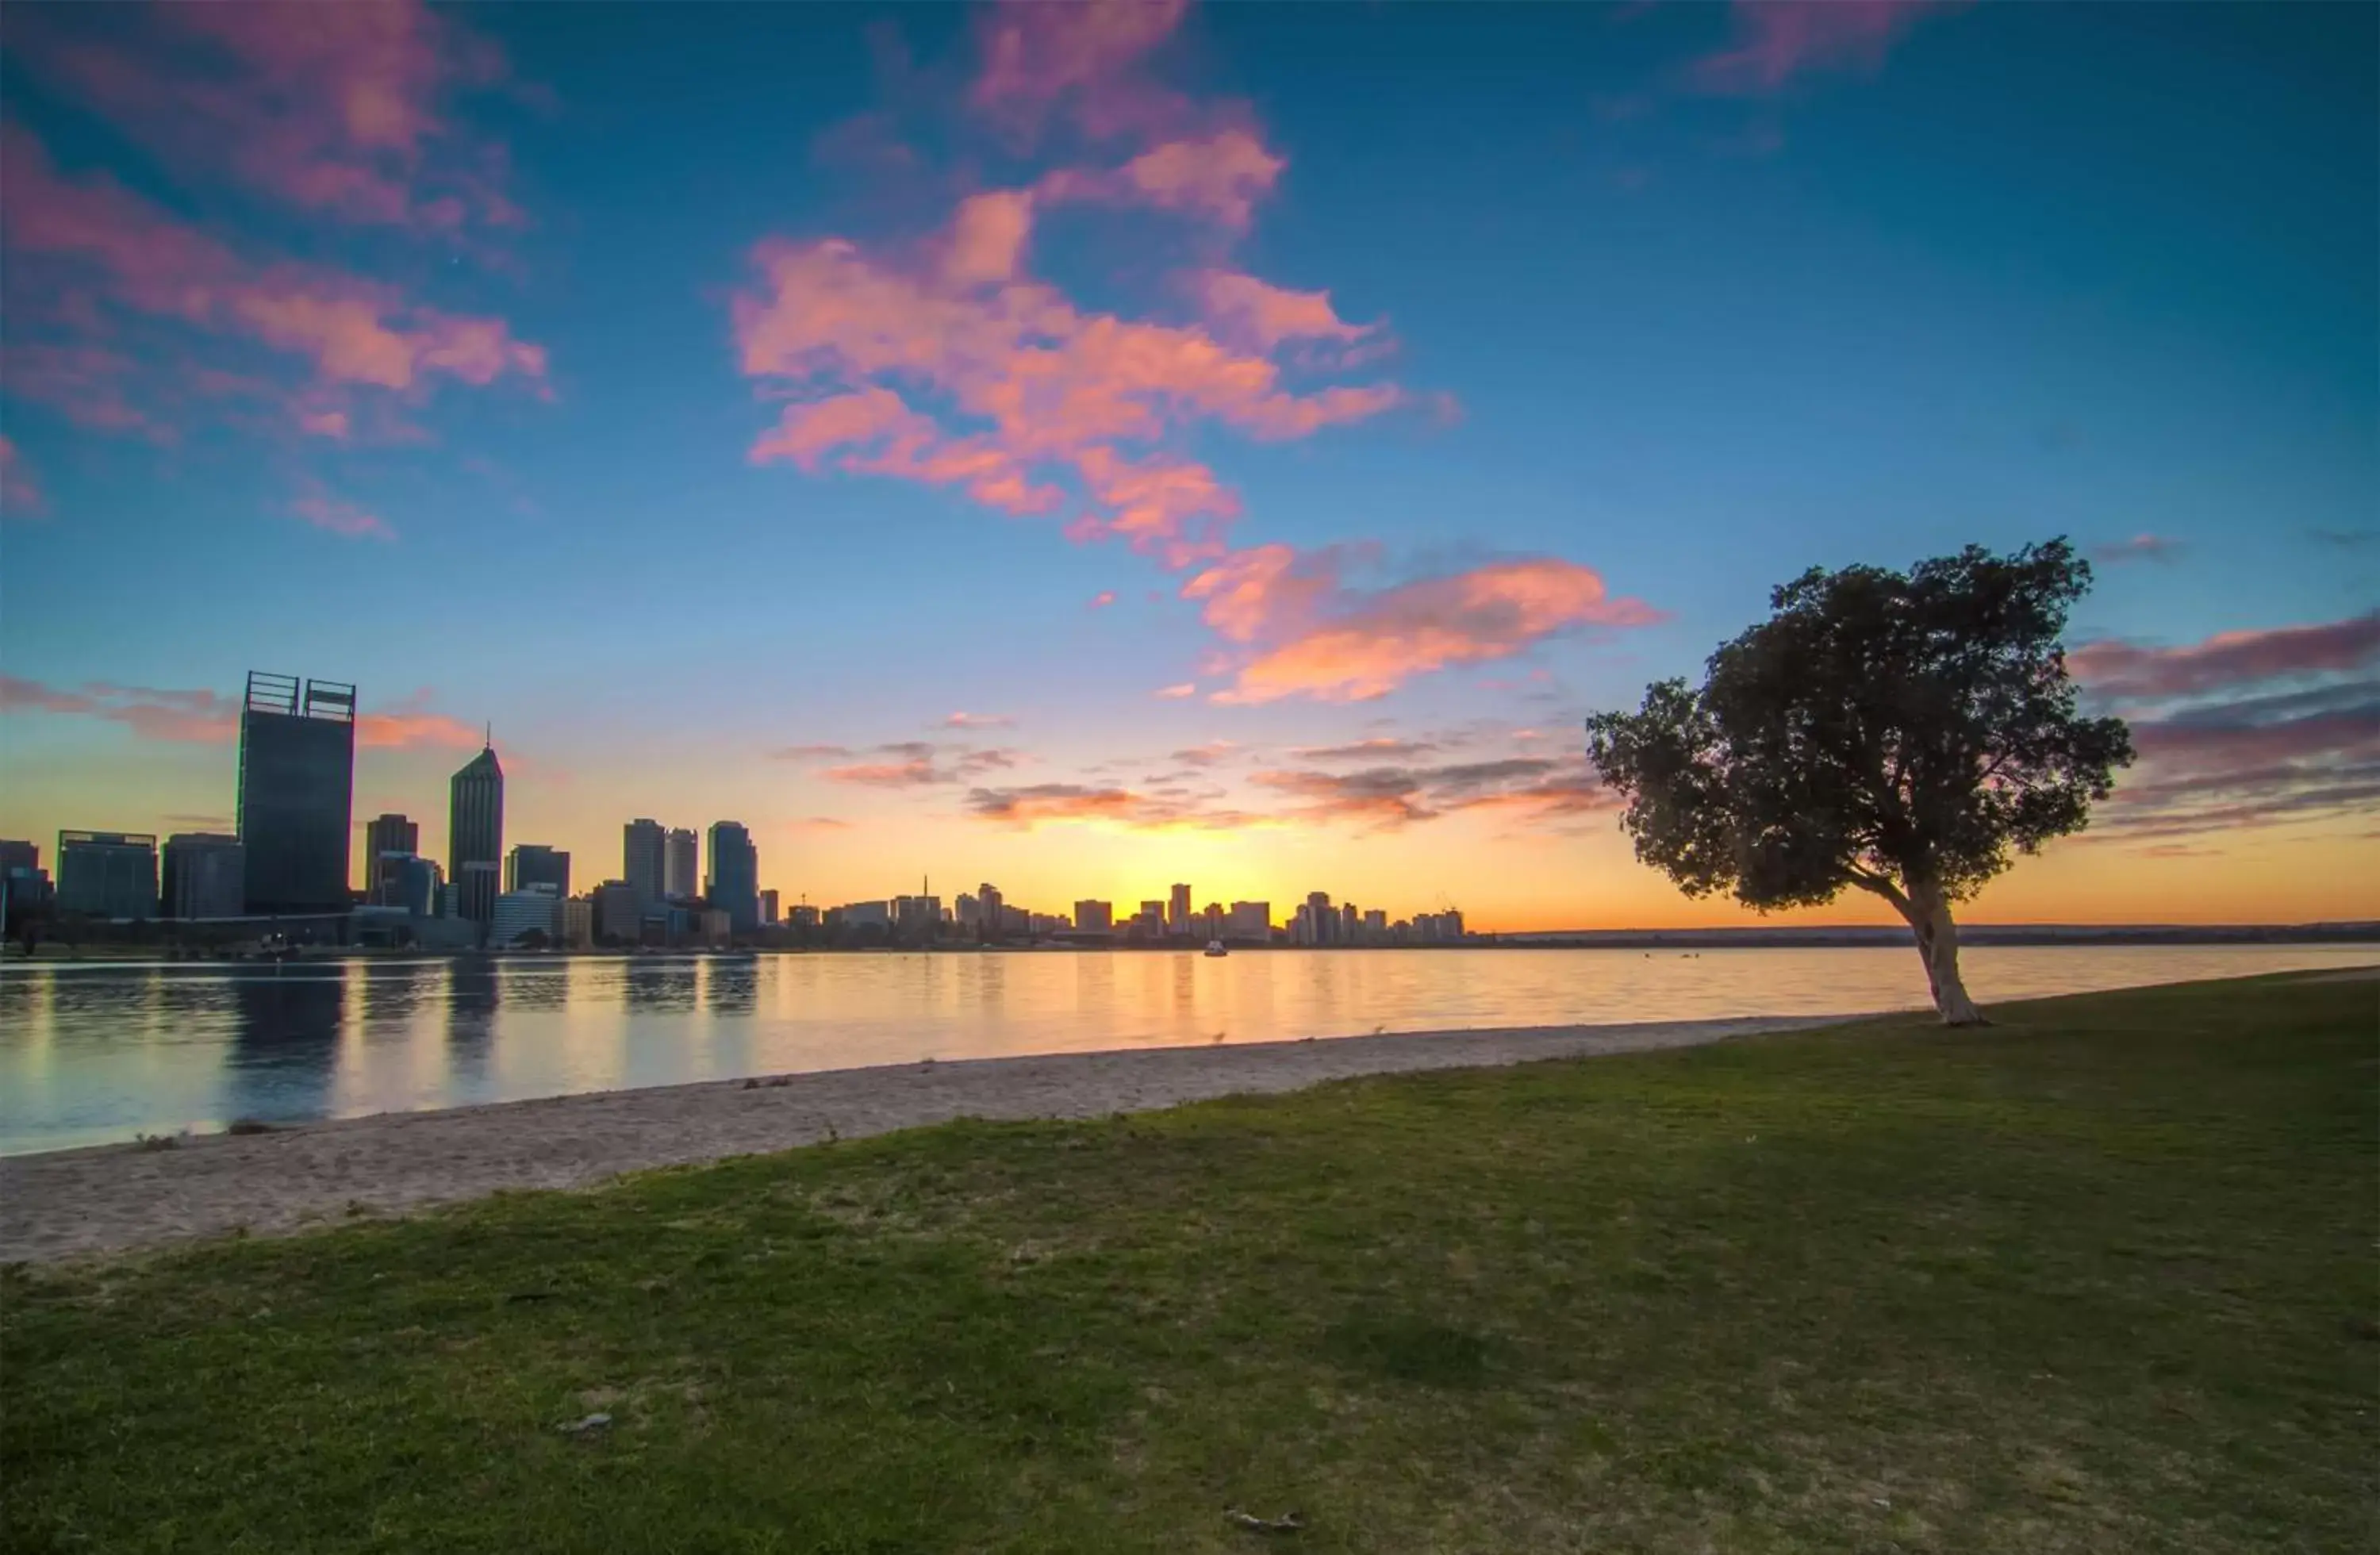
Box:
624;820;666;904
789;903;820;928
892;894;940;937
1135;900;1165;937
835;900;891;928
161;833;245;920
1;840;48;915
363;813;417;882
56;831;158;919
955;892;980;927
1363;908;1388;941
562;897;594;950
975;882;1004;937
490;885;562;948
1342;901;1361;940
593;880;641;943
0;839;36;877
373;853;440;917
1074;899;1114;933
1168;883;1192;935
1227;901;1271;940
506;843;570;897
706;820;759;933
760;889;780;925
237;672;355;913
665;827;699;900
448;743;504;925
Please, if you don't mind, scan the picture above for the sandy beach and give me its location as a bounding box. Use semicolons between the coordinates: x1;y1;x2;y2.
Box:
0;1013;1843;1264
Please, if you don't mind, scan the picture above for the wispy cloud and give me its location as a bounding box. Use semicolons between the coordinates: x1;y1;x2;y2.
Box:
2;675;484;750
1088;589;1119;609
290;490;393;541
1291;736;1441;762
780;739;1023;787
942;711;1015;729
1154;682;1199;700
0;436;44;517
2071;612;2380;704
1689;0;1964;95
2090;533;2185;566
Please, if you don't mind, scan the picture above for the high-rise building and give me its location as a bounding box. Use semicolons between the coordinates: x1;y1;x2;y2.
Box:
562;897;595;950
1363;908;1388;941
1227;901;1271;940
0;840;48;915
363;813;417;885
237;672;355;913
506;843;570;897
0;840;36;877
1305;891;1336;946
161;833;245;920
1341;901;1361;940
448;743;504;925
1074;899;1114;933
1168;883;1192;935
375;854;440;917
624;820;666;904
956;892;980;927
56;831;158;919
892;894;940;937
1137;900;1165;936
976;882;1004;938
760;889;780;925
665;827;699;900
706;820;759;933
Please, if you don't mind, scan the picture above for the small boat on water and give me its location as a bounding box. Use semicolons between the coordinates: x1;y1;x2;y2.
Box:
1204;939;1228;957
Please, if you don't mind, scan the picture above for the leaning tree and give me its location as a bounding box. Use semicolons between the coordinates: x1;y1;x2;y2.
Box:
1584;539;2132;1025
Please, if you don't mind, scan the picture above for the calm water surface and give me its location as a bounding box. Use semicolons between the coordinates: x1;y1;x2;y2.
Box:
3;945;2370;1154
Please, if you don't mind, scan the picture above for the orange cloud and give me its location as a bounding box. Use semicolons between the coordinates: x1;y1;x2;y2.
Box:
2;677;234;742
942;190;1038;286
0;436;45;518
355;708;482;749
1040;129;1286;229
965;781;1255;831
1187;552;1661;704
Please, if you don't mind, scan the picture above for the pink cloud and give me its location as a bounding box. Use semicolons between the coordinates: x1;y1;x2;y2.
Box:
1691;0;1963;94
1154;683;1199;699
0;436;46;517
17;0;524;234
2071;612;2380;703
1194;555;1663;704
732;232;1398;562
356;709;482;749
0;125;548;432
2090;532;2186;566
2;677;234;742
1089;589;1119;609
1195;270;1373;351
943;711;1015;728
969;0;1191;143
964;781;1254;832
1040;129;1286;229
290;491;394;541
942;190;1038;286
0;343;172;440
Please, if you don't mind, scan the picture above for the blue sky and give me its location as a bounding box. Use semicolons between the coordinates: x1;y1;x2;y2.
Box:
2;1;2373;927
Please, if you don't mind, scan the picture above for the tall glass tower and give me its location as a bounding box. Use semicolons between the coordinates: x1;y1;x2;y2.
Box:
705;820;759;934
236;673;355;914
448;743;505;927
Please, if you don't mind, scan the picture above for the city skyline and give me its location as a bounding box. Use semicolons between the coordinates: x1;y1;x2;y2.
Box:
2;2;2374;931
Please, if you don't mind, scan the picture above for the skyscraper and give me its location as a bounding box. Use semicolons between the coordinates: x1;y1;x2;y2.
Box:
57;831;158;919
1169;882;1192;935
162;833;245;920
448;743;504;926
664;827;698;900
363;813;416;871
705;820;759;934
624;819;666;904
506;843;570;897
760;888;780;925
237;672;355;914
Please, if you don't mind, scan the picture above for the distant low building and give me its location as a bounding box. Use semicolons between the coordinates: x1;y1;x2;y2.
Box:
56;831;157;920
835;900;891;928
1227;901;1271;940
161;833;245;920
593;880;641;944
1074;899;1114;933
491;885;562;948
789;904;820;928
562;897;595;950
506;843;570;898
760;888;780;925
698;908;731;948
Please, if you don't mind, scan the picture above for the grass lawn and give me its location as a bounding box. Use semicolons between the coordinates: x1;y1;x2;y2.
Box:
3;975;2374;1553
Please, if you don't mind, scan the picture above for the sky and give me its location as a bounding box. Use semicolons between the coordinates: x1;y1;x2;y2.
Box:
1;0;2374;931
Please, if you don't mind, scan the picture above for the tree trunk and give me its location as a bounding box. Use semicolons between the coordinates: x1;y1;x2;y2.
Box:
1902;879;1987;1027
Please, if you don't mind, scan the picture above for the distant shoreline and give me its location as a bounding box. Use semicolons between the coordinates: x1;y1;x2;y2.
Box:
6;923;2375;964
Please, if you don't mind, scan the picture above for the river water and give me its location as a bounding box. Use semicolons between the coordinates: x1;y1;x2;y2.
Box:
2;944;2370;1155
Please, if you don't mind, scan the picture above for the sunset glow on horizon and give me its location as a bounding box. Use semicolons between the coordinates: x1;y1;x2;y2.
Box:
2;1;2373;931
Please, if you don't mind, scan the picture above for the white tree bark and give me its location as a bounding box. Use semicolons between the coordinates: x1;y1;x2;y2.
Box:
1903;878;1987;1026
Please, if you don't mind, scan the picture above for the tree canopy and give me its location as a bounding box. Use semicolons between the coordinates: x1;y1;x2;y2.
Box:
1585;539;2133;1023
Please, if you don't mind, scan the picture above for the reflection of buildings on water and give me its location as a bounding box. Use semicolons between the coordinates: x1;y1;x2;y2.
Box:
221;966;346;1126
500;959;572;1013
623;959;700;1014
704;958;757;1017
445;962;501;1088
351;961;433;1028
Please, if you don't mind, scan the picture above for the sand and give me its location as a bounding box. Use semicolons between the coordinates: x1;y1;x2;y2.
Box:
0;1014;1847;1264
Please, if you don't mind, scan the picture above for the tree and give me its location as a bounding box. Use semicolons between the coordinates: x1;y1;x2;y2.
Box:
1585;539;2132;1024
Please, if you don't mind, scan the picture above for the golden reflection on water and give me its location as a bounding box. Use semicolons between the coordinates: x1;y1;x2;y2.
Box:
2;943;2372;1154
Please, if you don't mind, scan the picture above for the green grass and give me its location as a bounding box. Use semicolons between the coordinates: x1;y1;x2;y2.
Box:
4;976;2374;1553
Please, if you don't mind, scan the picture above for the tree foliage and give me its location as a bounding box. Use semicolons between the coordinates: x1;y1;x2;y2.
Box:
1586;539;2133;1019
